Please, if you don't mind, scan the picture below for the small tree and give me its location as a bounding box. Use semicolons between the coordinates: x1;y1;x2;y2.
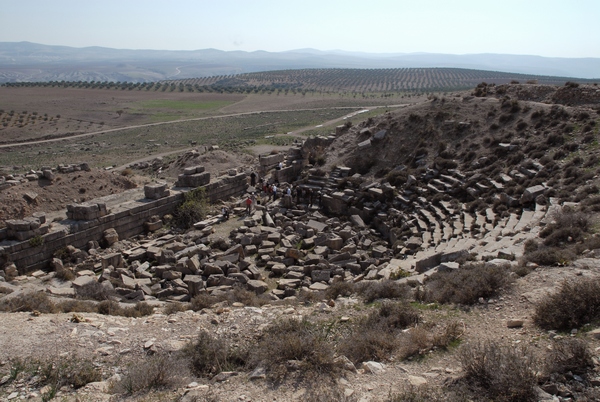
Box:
174;187;208;229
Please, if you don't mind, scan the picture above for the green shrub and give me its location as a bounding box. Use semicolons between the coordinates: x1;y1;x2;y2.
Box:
534;277;600;330
28;235;44;248
174;187;208;229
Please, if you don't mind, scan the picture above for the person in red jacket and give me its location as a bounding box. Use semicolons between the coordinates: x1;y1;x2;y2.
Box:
245;196;252;215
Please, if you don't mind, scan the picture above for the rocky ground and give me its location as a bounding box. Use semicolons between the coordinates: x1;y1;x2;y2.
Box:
2;83;600;401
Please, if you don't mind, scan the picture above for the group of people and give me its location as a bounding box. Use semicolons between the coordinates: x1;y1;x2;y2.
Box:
221;168;324;221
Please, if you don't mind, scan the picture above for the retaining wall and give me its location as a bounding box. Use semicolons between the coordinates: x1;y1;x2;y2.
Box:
0;172;247;274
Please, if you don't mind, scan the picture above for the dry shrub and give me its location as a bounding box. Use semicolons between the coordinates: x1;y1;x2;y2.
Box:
75;280;115;301
0;292;58;313
250;318;337;382
305;382;359;402
163;302;190;315
97;300;154;317
545;338;594;376
355;280;410;303
190;293;219;310
419;263;512;305
534;277;600;330
57;299;97;313
523;246;574;266
338;323;397;365
224;286;270;307
432;321;464;349
339;302;420;364
296;288;325;304
44;355;101;389
386;170;408;187
184;330;247;377
459;341;538;402
368;301;420;330
54;267;76;281
540;208;590;247
325;280;356;299
111;353;187;395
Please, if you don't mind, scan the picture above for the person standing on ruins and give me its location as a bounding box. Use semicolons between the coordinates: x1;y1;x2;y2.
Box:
245;195;252;215
250;171;257;187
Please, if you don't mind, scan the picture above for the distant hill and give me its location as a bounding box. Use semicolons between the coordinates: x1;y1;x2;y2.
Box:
0;42;599;83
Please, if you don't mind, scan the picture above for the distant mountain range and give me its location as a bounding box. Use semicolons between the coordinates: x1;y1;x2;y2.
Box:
0;41;598;83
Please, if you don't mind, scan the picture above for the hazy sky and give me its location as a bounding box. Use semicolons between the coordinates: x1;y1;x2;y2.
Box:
1;0;599;58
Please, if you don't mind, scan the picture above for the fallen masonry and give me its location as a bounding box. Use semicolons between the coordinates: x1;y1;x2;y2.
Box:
0;134;567;304
0;167;246;274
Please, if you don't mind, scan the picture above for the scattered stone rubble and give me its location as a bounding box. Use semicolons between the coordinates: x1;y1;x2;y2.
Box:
0;163;91;191
0;138;563;304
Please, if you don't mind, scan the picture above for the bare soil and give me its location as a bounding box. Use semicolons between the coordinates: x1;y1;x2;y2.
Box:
0;170;140;226
1;260;599;401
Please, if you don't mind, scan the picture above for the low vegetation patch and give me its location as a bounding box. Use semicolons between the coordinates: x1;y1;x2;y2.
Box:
111;353;187;395
534;277;600;330
354;279;411;303
3;355;101;400
250;318;338;383
0;292;154;317
459;340;538;402
417;262;512;305
184;330;248;377
544;338;594;377
174;187;208;229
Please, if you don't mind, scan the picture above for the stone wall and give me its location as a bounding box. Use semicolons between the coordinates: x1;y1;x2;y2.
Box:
0;173;248;274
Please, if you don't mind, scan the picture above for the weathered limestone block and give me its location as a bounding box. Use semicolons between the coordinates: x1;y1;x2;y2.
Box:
521;185;546;204
103;228;119;246
247;279;269;294
102;253;123;269
176;167;210;187
184;275;204;296
144;182;170;200
311;270;331;282
67;202;108;220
